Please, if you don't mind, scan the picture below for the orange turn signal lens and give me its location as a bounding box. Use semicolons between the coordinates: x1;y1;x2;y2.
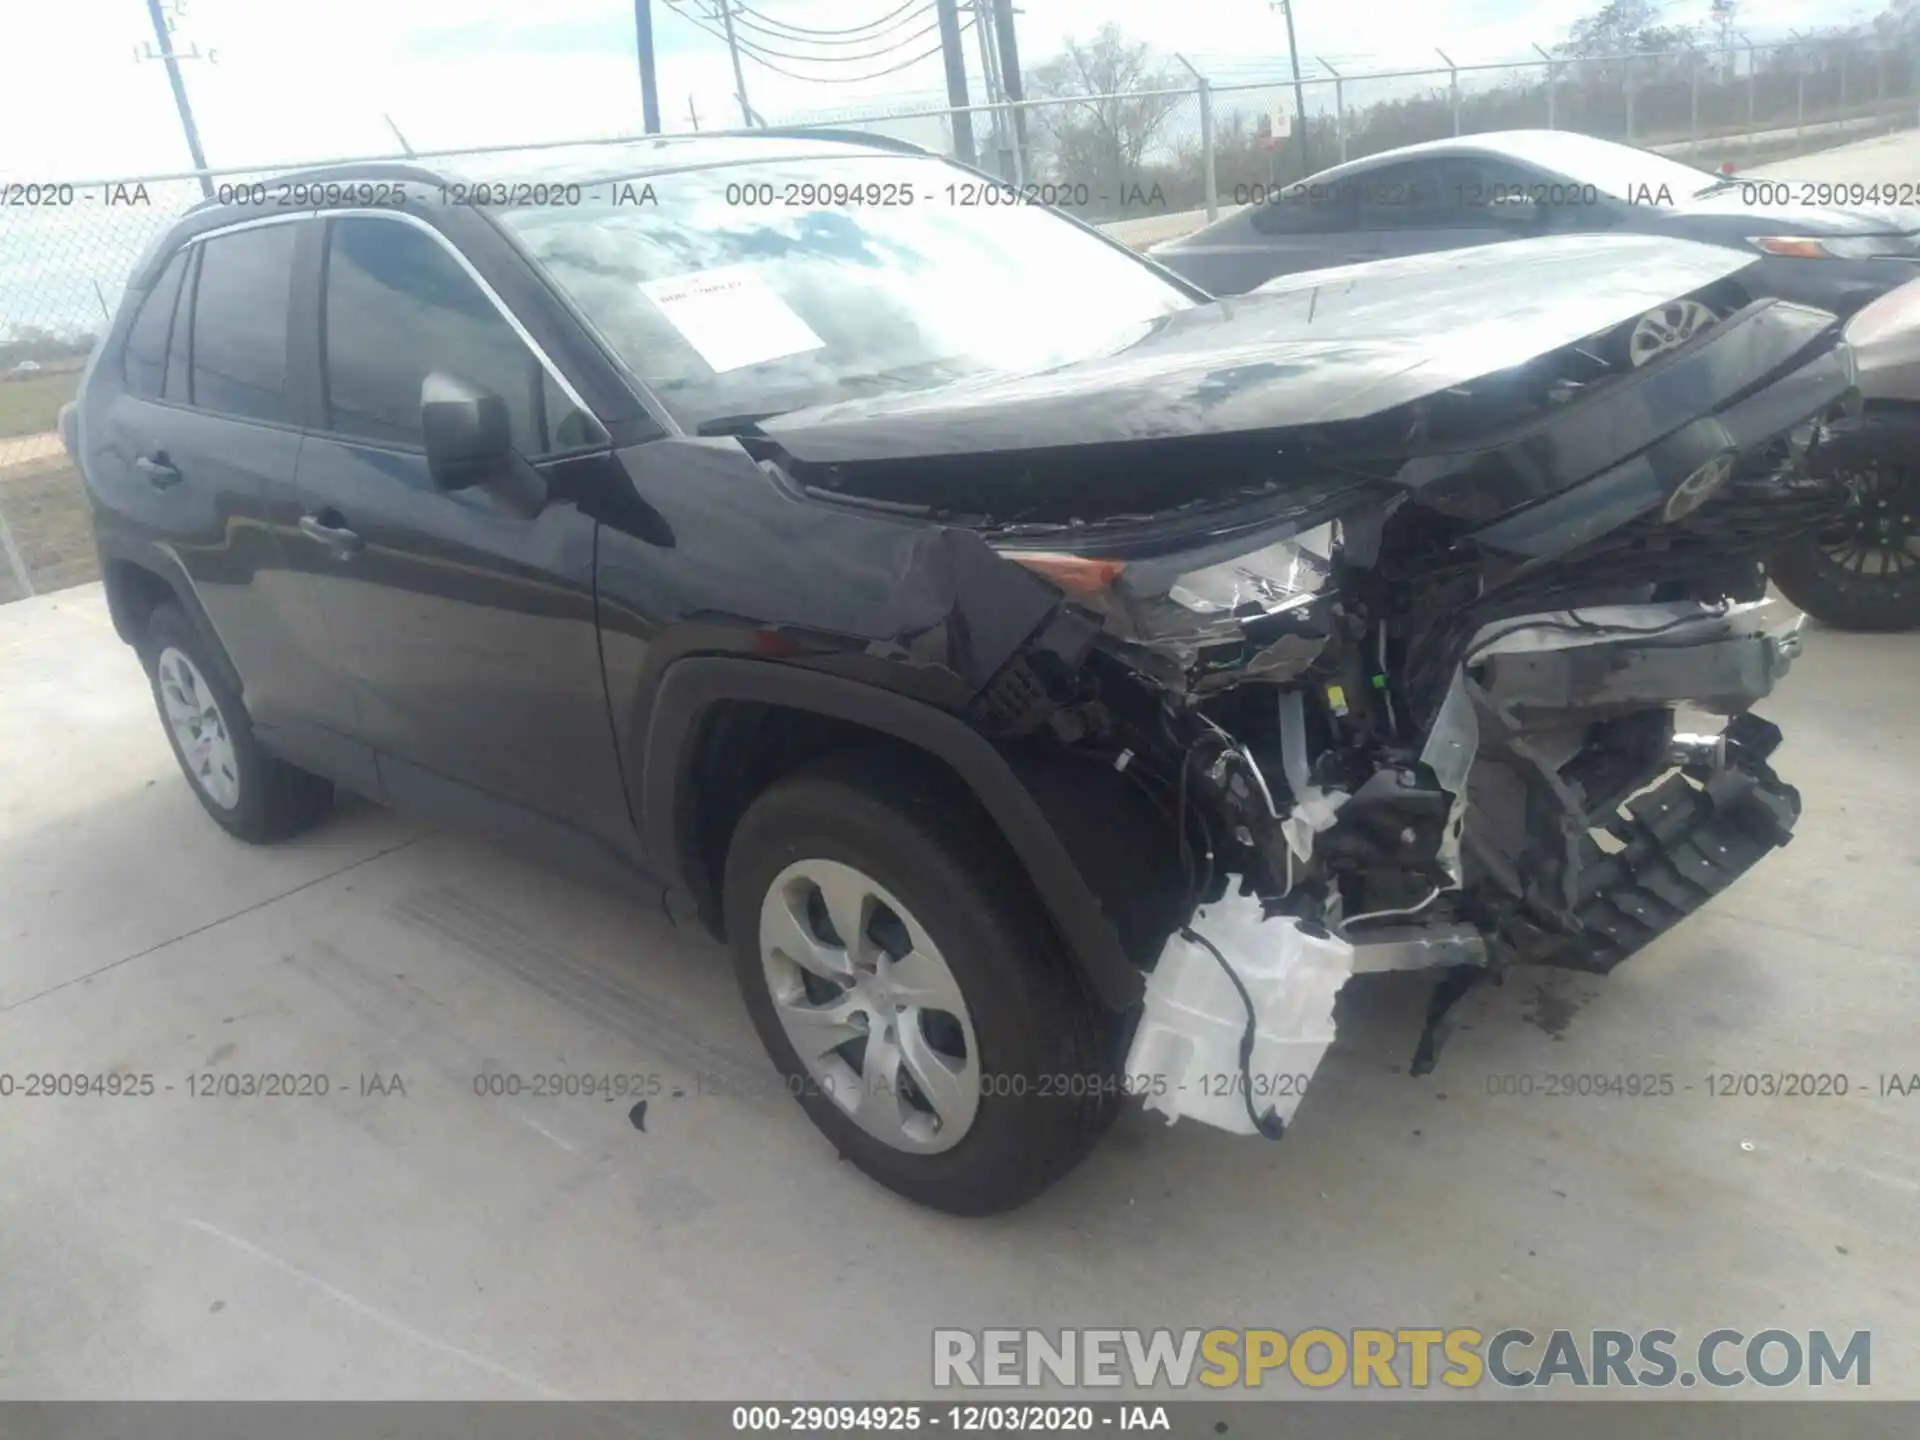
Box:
1000;551;1127;599
1750;237;1832;259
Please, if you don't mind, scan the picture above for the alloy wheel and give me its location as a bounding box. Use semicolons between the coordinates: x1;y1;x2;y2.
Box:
758;858;981;1154
1817;462;1920;580
1626;299;1720;366
156;646;240;810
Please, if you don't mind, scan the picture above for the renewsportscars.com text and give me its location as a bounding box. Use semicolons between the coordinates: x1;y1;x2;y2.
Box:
932;1327;1871;1390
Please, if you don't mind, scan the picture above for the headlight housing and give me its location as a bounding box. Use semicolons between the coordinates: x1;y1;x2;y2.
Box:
1001;522;1339;688
1748;235;1907;260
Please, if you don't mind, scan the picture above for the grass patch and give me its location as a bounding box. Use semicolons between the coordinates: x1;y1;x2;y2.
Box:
0;456;98;600
0;368;85;440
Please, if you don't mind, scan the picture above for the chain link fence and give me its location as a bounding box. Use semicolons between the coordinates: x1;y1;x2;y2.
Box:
0;173;212;602
3;38;1918;601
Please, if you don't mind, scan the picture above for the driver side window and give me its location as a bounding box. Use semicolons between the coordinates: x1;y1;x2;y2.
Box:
321;216;595;455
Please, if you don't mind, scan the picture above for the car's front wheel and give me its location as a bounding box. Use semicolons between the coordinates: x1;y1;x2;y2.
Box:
723;751;1119;1215
1769;418;1920;632
138;602;334;842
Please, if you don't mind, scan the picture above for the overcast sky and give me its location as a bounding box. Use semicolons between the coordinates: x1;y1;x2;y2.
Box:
0;0;1878;181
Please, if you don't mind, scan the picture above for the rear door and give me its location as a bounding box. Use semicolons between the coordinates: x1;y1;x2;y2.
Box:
91;219;366;775
288;210;632;851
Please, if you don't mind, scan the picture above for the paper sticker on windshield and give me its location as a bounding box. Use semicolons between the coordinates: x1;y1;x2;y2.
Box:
639;265;825;374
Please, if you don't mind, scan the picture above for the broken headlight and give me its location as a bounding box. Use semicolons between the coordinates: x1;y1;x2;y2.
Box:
1002;522;1337;685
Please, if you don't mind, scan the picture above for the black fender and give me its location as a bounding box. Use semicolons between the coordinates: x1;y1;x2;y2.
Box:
95;538;244;698
639;655;1145;1011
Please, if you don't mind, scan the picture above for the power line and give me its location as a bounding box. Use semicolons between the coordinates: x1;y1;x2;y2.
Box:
739;33;961;82
721;14;949;64
731;1;933;42
668;0;965;83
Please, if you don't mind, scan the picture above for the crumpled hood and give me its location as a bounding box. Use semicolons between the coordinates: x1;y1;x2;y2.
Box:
756;234;1758;467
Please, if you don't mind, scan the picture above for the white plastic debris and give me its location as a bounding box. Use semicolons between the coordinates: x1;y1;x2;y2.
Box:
1124;894;1355;1136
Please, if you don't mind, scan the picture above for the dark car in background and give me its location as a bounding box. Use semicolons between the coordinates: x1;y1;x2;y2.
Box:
1155;128;1920;629
65;133;1856;1213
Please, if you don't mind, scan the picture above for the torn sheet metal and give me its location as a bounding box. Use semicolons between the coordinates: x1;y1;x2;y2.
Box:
1467;599;1805;716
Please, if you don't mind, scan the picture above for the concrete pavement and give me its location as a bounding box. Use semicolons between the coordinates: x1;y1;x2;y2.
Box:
1;583;1916;1399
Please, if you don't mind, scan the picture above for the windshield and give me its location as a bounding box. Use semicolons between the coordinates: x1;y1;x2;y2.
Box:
1492;131;1723;203
498;154;1194;432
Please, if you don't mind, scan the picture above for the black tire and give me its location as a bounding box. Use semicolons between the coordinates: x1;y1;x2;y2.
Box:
138;602;334;842
1769;421;1920;632
723;749;1120;1216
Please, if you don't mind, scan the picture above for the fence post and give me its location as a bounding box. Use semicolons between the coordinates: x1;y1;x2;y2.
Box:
1199;79;1217;220
1876;45;1887;131
1625;55;1636;143
1438;49;1460;135
1742;36;1758;159
1318;57;1346;162
1689;49;1700;145
1797;49;1807;146
1533;44;1556;130
1174;54;1218;222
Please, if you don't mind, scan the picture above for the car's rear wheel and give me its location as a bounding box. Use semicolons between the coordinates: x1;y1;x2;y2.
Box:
1769;420;1920;632
139;602;334;842
723;750;1120;1215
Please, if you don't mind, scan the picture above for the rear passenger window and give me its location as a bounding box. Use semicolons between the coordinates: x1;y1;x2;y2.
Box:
188;224;298;424
322;216;587;454
121;250;189;398
163;247;197;403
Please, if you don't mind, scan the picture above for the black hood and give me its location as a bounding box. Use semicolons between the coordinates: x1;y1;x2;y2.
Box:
756;234;1757;468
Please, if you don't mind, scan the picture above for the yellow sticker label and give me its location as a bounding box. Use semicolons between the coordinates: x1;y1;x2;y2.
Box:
1326;684;1348;711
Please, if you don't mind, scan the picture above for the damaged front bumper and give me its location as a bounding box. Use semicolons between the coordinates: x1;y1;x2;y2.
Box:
1466;599;1806;718
1122;599;1808;1139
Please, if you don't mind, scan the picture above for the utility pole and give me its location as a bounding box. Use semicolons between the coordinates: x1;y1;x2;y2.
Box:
1272;0;1311;175
715;0;757;126
136;0;213;197
934;0;977;167
990;0;1030;183
634;0;662;132
687;95;703;131
971;0;1009;178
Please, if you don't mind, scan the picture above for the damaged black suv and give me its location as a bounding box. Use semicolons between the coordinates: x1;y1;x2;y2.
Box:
72;132;1855;1214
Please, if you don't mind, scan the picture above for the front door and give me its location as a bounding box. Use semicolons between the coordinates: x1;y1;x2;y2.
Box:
286;211;633;852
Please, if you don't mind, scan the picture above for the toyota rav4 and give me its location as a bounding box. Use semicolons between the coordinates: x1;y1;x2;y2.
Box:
68;133;1855;1213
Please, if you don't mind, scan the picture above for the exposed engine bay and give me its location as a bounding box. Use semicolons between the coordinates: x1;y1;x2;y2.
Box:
743;239;1861;1140
961;299;1848;1136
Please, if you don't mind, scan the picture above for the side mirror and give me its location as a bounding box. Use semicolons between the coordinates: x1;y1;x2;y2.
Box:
421;371;547;518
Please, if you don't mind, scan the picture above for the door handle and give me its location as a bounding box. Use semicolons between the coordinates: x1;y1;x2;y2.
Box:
136;453;182;489
299;513;364;557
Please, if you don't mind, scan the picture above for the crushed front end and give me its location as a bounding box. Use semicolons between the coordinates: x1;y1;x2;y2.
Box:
967;294;1855;1136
